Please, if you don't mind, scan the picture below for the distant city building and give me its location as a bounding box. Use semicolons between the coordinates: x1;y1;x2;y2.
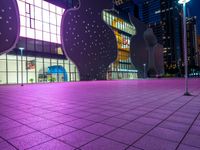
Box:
197;36;200;66
186;16;199;68
140;0;183;75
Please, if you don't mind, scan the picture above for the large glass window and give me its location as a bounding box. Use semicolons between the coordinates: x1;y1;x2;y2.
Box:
0;54;79;84
0;1;79;85
17;0;64;44
103;11;136;36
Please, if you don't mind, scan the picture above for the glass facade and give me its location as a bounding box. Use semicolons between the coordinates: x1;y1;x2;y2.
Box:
103;11;138;80
0;0;79;85
17;0;63;44
0;0;139;84
0;54;79;84
103;11;135;35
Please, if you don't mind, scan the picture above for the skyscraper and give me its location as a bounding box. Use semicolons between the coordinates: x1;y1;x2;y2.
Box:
186;16;198;68
140;0;183;75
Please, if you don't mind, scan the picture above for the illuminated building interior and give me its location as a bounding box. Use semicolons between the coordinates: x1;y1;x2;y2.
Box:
0;0;79;84
0;0;138;84
103;11;138;80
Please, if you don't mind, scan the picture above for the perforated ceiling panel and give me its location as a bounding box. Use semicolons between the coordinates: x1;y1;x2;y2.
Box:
0;0;20;55
61;0;117;81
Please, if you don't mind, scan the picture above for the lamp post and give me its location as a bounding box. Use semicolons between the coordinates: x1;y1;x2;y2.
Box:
178;0;191;96
143;63;146;79
19;47;24;86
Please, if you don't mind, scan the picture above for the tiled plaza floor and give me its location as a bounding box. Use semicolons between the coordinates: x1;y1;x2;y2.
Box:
0;78;200;150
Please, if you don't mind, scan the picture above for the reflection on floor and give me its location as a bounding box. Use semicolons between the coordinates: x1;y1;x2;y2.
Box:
0;79;200;150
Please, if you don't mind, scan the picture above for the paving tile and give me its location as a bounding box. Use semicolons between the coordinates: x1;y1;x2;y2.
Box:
84;108;106;114
126;146;143;150
0;120;22;132
9;132;52;149
182;133;200;148
0;117;13;124
115;113;139;121
99;110;121;117
153;109;173;116
167;116;194;125
26;108;51;115
159;121;190;132
174;112;196;119
105;128;143;145
28;139;74;150
177;144;200;150
135;117;162;126
50;115;78;123
83;123;115;136
0;142;16;150
41;124;76;138
64;118;95;129
0;138;4;143
148;127;185;142
101;117;129;127
81;137;127;150
134;135;178;150
0;79;200;149
188;125;200;136
122;121;154;134
193;119;200;127
18;116;45;124
70;111;92;118
9;113;35;120
27;119;59;130
85;114;110;122
59;130;98;148
144;112;169;120
39;112;63;119
0;125;35;140
62;107;82;114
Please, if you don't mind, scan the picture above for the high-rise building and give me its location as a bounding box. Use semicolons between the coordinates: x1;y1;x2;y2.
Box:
140;0;183;75
197;35;200;66
186;16;198;68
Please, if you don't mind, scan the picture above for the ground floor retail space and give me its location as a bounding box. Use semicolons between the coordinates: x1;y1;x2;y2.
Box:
0;54;138;85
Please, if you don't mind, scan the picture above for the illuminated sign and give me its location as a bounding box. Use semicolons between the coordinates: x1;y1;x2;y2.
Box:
17;0;64;44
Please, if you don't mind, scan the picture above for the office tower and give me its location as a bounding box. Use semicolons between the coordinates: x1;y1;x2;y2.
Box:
141;0;183;75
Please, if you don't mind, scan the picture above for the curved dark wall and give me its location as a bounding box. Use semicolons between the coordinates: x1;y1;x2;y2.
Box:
129;17;164;78
155;44;164;76
144;28;158;77
0;0;20;55
129;16;148;78
61;0;117;81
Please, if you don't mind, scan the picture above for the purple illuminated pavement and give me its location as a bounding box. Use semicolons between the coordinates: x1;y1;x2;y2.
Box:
0;79;200;150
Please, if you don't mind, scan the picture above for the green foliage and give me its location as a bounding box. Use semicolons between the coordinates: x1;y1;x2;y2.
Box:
48;77;56;82
29;78;34;83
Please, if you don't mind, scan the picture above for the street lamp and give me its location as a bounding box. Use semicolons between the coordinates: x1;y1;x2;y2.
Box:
143;63;146;79
19;47;24;86
178;0;191;96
